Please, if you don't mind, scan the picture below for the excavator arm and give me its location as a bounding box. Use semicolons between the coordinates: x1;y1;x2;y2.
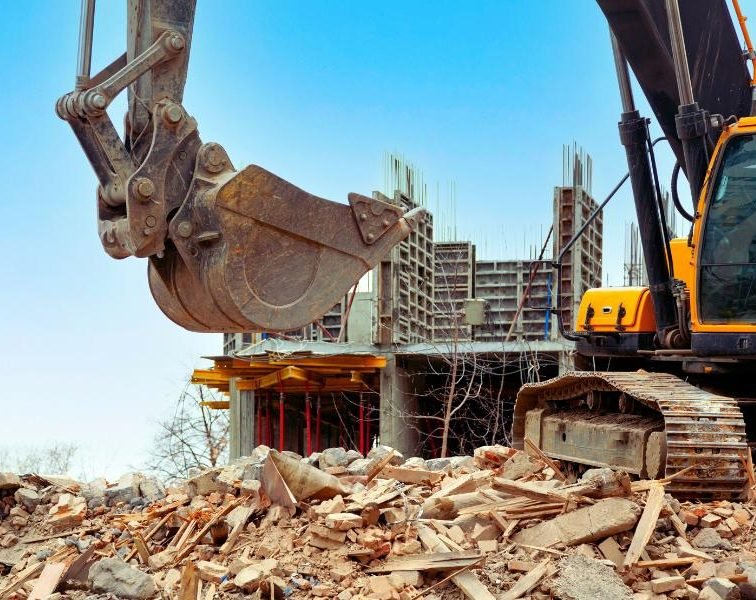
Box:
598;0;752;171
56;0;424;333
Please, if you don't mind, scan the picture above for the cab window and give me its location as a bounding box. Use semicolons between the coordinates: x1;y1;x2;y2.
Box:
700;134;756;323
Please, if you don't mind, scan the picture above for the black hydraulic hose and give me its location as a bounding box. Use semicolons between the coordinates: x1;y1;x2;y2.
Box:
671;161;695;222
647;128;675;278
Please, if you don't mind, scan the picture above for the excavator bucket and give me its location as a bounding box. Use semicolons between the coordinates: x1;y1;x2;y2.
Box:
57;0;423;333
148;159;424;332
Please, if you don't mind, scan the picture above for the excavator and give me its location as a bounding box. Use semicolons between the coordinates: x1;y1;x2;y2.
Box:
59;0;756;497
514;0;756;498
56;0;424;333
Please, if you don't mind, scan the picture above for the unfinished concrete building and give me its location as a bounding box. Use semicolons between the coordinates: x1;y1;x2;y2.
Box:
474;259;554;342
433;241;476;342
553;147;603;331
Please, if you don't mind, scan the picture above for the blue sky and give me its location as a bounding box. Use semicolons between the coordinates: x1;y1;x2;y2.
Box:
0;1;695;478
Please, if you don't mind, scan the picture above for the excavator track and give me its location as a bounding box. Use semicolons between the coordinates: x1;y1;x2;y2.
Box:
513;371;748;498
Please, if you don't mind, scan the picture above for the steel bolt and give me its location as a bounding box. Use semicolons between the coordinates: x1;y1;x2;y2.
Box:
87;92;107;111
382;219;390;227
145;215;157;227
360;213;368;221
169;34;185;51
202;145;225;173
164;104;183;125
177;221;193;238
135;178;155;199
366;233;375;242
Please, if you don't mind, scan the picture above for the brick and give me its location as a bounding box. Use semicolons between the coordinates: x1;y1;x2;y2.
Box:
650;576;686;593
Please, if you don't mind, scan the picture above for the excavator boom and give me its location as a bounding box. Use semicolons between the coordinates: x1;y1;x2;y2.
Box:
57;0;423;332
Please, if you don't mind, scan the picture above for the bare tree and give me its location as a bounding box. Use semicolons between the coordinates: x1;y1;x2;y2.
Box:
0;443;78;475
146;382;230;482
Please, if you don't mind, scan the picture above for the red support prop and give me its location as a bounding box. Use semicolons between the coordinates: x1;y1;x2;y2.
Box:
358;394;365;455
366;403;371;454
267;392;273;448
305;388;312;457
315;395;321;452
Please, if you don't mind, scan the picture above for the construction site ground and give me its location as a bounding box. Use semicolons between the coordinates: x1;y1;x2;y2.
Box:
2;444;756;600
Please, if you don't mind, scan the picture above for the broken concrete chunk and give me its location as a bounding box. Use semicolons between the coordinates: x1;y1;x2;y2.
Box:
701;577;741;600
513;498;641;547
319;448;351;469
367;445;404;465
325;512;363;530
553;555;633;600
234;566;262;592
347;458;373;476
185;467;226;498
138;476;165;503
14;488;40;512
196;561;228;583
147;547;177;571
88;557;156;599
425;455;474;472
104;472;143;507
0;473;21;491
47;493;86;530
498;451;540;480
693;528;731;550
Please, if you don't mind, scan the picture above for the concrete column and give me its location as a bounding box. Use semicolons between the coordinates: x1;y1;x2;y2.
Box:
229;379;256;460
379;354;419;457
239;390;256;457
229;377;241;460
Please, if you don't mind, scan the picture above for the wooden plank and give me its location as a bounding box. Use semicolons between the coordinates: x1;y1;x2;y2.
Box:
220;506;253;555
623;483;665;568
499;559;550;600
366;552;483;573
686;574;748;587
133;532;151;564
27;562;68;600
173;499;244;565
379;464;444;486
636;557;697;569
178;562;199;600
492;478;568;504
598;537;625;569
416;524;496;600
524;438;567;482
0;562;45;600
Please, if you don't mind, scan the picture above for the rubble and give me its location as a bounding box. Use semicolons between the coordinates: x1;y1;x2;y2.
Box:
2;442;756;600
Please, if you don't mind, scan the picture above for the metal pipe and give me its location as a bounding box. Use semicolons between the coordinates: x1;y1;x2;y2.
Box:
610;33;635;114
278;391;285;451
76;0;96;90
665;0;694;106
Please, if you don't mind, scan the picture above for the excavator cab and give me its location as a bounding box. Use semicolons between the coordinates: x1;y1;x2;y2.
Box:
695;124;756;327
57;0;423;333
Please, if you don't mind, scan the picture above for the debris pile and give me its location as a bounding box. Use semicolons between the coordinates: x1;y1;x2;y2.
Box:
2;444;756;600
